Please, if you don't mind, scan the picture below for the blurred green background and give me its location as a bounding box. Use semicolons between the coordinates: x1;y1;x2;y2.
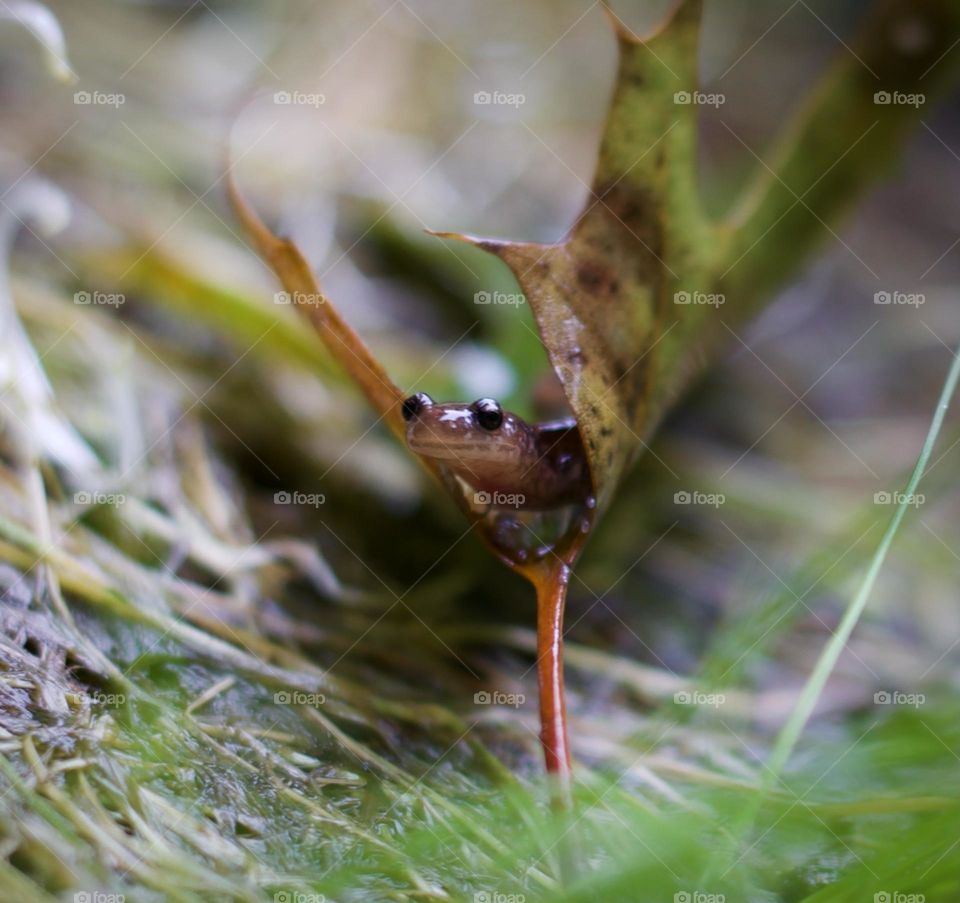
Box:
1;1;959;901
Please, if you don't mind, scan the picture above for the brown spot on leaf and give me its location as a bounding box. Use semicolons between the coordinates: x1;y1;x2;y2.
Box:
576;260;614;293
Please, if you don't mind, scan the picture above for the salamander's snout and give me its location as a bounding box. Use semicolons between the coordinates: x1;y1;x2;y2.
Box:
401;392;434;422
403;393;527;473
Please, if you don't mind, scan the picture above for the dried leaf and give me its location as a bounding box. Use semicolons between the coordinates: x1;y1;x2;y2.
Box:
434;2;709;515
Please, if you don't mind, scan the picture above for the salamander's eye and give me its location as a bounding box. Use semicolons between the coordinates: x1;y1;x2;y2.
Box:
402;392;433;421
471;397;503;431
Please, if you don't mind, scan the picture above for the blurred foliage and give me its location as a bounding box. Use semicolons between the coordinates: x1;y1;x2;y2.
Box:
0;1;959;901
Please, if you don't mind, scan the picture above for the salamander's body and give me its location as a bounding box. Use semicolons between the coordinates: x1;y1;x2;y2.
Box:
401;393;591;510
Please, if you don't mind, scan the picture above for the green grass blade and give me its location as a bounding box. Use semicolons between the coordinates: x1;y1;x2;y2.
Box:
712;340;960;876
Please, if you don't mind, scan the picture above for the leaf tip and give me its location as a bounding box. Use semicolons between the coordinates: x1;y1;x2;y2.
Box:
423;228;471;243
600;3;641;46
601;0;702;45
426;228;513;258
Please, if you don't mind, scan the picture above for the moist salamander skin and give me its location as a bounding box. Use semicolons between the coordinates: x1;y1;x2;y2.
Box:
402;394;591;511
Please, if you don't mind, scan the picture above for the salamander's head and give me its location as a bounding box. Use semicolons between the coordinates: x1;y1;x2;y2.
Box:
401;393;534;479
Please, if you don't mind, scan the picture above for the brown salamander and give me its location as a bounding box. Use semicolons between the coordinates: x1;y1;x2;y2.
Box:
401;393;591;511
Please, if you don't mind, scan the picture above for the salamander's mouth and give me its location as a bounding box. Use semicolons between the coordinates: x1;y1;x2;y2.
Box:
405;421;507;466
404;405;521;471
404;425;458;460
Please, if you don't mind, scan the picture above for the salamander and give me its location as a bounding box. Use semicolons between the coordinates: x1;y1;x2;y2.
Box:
401;392;591;511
